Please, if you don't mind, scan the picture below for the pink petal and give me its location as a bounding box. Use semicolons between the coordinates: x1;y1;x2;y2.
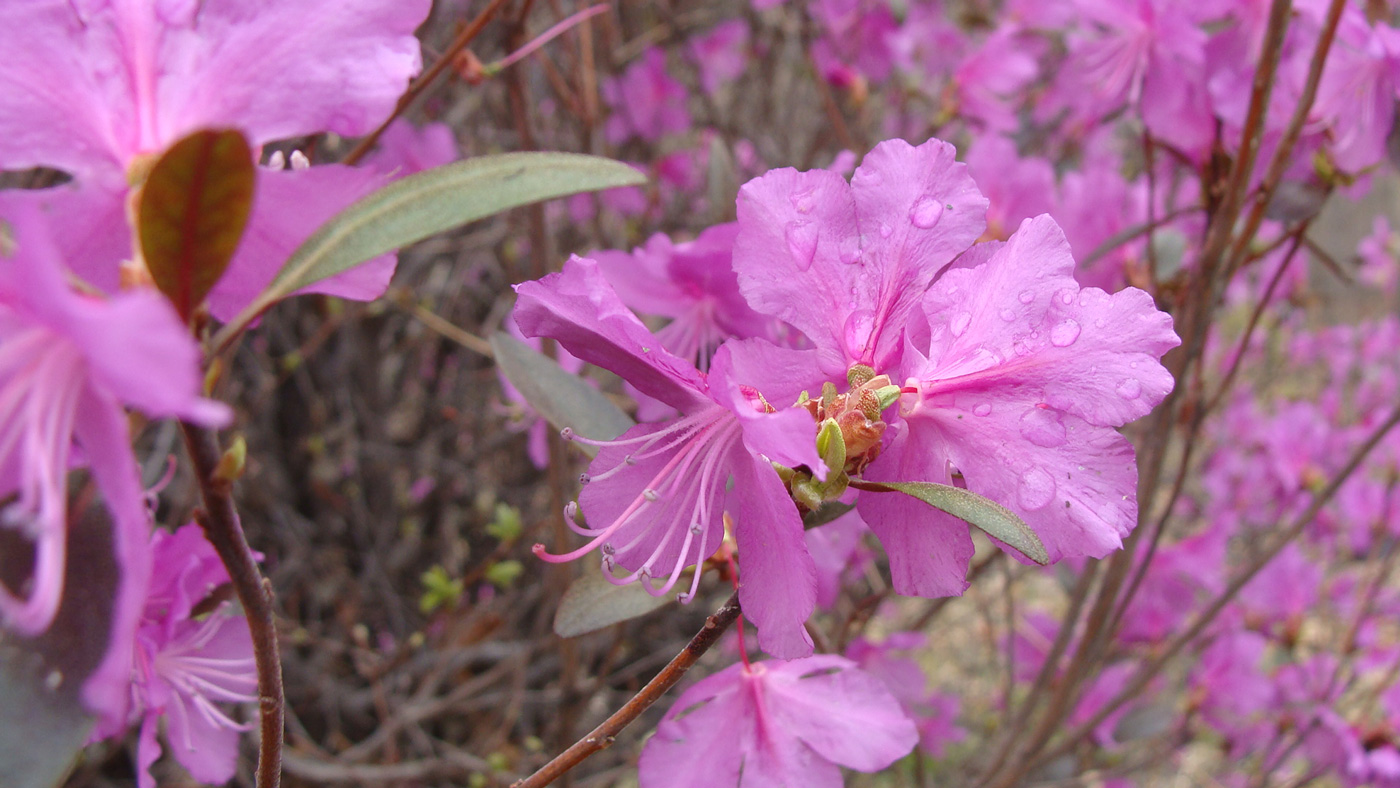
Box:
639;667;749;788
157;0;430;145
208;164;397;321
857;423;976;597
514;256;711;413
727;455;817;659
764;655;920;771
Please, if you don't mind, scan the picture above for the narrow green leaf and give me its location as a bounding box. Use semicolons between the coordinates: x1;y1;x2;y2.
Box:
138;129;255;321
554;572;673;638
216;153;646;347
850;480;1050;565
491;332;634;457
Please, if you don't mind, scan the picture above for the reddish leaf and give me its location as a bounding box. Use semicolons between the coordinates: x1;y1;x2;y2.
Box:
138;129;255;321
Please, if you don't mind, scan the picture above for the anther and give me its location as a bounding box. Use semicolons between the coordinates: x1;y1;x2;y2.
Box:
643;489;659;502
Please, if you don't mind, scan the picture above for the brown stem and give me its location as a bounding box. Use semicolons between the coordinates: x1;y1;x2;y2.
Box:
511;593;742;788
1028;401;1400;770
181;422;284;788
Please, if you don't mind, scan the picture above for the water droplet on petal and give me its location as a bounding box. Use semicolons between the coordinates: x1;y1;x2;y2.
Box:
909;195;944;229
839;237;862;265
1094;317;1107;329
1116;379;1142;400
1018;290;1034;304
1017;468;1056;511
999;308;1016;322
790;187;816;214
1012;339;1030;357
1058;289;1075;305
1050;320;1081;347
949;311;972;338
1019;408;1068;448
973;403;992;416
843;309;876;357
879;221;894;238
785;221;819;271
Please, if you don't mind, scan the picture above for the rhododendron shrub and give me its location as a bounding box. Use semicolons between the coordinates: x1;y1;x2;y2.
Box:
4;1;1400;788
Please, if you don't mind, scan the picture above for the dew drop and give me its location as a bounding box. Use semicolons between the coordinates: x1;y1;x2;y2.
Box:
790;187;816;214
843;309;876;357
1094;317;1107;329
1017;468;1057;511
1019;408;1067;448
999;308;1017;322
839;237;863;265
879;221;894;238
1018;290;1035;304
643;489;660;502
1012;339;1030;357
973;403;992;416
785;220;819;271
1116;379;1142;400
909;195;944;229
949;311;972;338
1050;320;1081;347
1058;289;1075;305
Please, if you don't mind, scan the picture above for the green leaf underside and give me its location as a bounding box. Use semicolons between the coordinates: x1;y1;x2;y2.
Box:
0;493;123;787
138;129;256;321
490;332;635;457
801;500;856;529
849;480;1050;565
554;571;673;638
220;152;647;343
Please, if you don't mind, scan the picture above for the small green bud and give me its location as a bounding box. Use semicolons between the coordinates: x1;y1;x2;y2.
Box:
486;559;524;588
485;502;523;543
419;565;464;614
816;418;846;474
847;364;877;389
874;384;904;414
212;435;246;486
791;475;825;511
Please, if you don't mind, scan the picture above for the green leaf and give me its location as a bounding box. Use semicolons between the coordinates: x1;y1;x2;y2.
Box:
215;153;646;347
553;572;673;638
490;332;634;457
849;480;1050;565
0;494;126;787
801;500;856;529
138;129;256;321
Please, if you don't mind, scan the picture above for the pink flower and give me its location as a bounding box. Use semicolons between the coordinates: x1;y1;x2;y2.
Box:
126;525;256;788
866;215;1178;595
638;656;918;788
361;119;461;178
514;257;823;657
590;223;780;371
688;20;750;95
1311;10;1400;173
0;0;431;319
0;207;227;727
602;48;692;145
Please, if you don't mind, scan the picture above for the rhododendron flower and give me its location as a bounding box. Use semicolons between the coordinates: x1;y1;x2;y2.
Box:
0;0;430;319
847;633;967;755
638;656;917;788
0;208;228;727
590;223;779;370
125;525;256;788
864;215;1178;596
514;257;822;657
602;48;692;145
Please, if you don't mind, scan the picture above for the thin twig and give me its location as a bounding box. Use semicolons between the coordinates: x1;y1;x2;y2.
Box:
342;0;514;166
181;422;284;788
511;593;742;788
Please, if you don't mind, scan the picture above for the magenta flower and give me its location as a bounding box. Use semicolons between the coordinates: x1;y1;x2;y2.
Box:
590;223;780;371
0;0;430;319
733;137;989;378
0;207;228;727
1311;10;1400;173
602;48;692;145
361;119;461;178
514;256;822;657
126;525;256;788
638;656;917;788
688;20;750;95
864;215;1178;596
